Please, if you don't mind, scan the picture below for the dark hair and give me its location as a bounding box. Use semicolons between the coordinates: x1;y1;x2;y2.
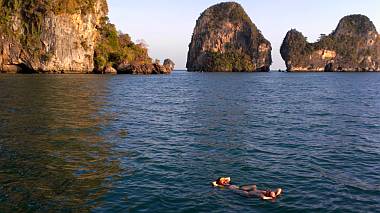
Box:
216;177;223;185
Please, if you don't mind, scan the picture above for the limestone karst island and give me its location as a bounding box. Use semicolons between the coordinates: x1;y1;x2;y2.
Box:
0;1;379;73
186;2;272;72
281;15;380;72
0;0;174;74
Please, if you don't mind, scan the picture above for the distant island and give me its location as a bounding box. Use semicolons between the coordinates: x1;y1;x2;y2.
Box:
281;15;380;72
0;0;174;74
186;2;272;72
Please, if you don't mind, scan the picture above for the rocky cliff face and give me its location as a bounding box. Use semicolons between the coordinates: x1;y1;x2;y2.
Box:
281;15;380;72
0;0;108;73
186;2;272;72
0;1;173;74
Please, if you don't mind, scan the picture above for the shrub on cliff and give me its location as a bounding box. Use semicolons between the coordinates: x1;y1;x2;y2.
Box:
204;51;255;72
94;18;152;72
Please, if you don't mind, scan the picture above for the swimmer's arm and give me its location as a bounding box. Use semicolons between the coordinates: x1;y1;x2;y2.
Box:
239;184;257;191
260;195;274;200
231;188;250;197
227;185;240;190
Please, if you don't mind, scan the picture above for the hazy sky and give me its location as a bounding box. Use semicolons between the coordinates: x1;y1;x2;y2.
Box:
108;0;380;70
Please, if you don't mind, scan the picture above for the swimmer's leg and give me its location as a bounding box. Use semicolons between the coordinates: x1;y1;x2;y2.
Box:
247;190;262;198
231;188;250;197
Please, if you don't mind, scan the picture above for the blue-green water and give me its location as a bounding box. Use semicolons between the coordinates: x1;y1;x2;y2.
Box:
0;72;379;212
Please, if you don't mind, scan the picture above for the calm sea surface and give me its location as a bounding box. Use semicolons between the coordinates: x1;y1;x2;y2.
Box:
0;72;379;212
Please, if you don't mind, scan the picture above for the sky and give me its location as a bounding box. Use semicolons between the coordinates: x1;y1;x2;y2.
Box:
108;0;380;70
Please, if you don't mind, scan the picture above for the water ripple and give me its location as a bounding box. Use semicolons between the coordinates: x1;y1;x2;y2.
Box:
0;73;379;212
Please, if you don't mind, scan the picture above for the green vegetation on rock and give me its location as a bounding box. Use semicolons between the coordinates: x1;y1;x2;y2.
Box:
94;18;152;72
203;51;255;72
205;2;252;28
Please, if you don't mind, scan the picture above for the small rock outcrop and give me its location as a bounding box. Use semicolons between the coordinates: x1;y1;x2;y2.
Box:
116;59;174;75
280;15;380;72
0;0;108;73
186;2;272;72
103;65;117;74
163;59;175;71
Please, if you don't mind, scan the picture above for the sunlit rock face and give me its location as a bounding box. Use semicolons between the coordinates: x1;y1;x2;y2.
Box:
0;0;108;73
186;2;272;72
281;15;380;72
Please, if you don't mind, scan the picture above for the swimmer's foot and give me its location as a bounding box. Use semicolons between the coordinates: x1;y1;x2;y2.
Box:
276;188;283;196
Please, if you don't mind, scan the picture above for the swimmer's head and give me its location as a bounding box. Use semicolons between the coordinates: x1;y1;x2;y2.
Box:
270;191;276;198
216;177;231;186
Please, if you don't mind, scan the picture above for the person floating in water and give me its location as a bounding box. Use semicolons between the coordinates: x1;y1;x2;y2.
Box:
212;177;283;200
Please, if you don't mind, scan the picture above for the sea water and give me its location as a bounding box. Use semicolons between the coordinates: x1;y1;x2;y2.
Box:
0;72;379;212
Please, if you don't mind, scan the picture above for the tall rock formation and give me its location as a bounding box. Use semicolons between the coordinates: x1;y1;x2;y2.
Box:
0;0;108;73
186;2;272;72
281;15;380;72
0;0;174;74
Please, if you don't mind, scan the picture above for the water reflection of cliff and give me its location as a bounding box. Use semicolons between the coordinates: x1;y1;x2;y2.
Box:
0;75;121;211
